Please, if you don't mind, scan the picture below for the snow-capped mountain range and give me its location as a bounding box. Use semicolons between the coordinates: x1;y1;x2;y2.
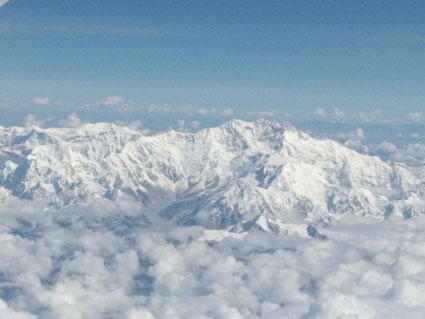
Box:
0;119;424;232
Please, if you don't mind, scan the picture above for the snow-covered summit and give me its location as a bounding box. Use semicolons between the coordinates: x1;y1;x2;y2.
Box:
0;119;423;231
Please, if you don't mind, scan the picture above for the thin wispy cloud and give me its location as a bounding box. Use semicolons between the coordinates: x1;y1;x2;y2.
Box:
0;22;203;38
363;32;425;45
32;97;50;105
146;103;234;117
313;107;388;123
407;112;425;123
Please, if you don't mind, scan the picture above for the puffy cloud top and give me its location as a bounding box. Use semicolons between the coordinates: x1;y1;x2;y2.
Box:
1;200;425;318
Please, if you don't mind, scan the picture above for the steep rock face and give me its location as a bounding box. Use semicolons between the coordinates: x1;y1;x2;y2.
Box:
0;119;423;231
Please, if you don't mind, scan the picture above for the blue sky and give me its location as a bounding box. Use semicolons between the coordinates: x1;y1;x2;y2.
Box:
0;0;424;126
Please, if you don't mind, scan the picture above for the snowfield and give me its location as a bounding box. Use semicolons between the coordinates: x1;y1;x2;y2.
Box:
0;119;424;231
0;119;425;318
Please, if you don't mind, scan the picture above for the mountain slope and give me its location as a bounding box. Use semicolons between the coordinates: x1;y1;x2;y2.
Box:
0;119;423;231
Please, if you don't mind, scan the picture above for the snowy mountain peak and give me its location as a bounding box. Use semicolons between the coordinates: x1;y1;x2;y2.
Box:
0;120;424;231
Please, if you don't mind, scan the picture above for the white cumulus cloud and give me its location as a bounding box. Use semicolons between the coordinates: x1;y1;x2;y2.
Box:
99;96;132;111
313;107;327;119
355;109;386;123
329;107;345;120
313;107;345;121
0;199;425;318
59;113;83;127
23;114;46;127
221;107;234;116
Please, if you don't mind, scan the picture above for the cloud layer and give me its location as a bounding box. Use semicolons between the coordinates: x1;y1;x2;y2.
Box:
1;199;425;318
313;107;387;123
